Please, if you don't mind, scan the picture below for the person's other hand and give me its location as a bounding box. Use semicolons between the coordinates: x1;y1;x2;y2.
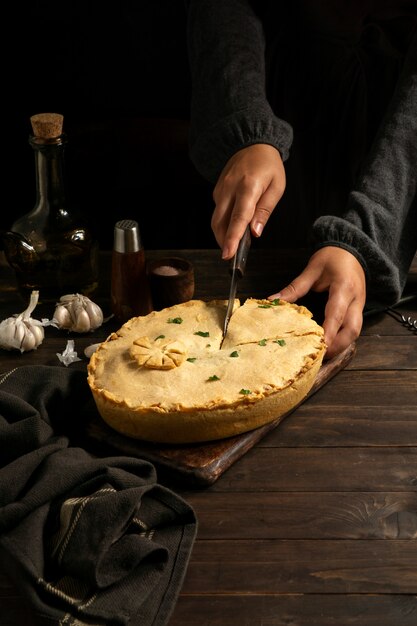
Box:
268;247;366;359
212;144;286;259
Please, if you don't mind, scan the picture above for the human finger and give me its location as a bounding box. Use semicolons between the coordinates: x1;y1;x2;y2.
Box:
211;180;236;250
324;297;364;359
251;159;286;238
321;273;365;357
220;183;264;259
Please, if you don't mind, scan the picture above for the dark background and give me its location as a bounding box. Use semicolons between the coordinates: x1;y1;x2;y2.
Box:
3;0;216;251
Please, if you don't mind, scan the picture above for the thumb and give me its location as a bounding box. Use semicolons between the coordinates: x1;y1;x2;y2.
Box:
269;264;322;303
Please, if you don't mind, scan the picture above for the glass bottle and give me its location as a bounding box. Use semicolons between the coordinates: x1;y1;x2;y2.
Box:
2;113;99;302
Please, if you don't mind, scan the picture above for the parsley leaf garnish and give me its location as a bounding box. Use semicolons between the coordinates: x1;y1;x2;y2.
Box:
274;339;286;346
195;331;210;337
239;388;251;395
167;317;183;324
258;338;267;346
229;351;239;357
207;374;220;381
258;298;281;308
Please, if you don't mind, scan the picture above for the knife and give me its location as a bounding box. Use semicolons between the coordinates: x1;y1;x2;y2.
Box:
223;225;252;339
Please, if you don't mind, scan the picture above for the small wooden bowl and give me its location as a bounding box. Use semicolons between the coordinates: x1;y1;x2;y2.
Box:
147;256;195;310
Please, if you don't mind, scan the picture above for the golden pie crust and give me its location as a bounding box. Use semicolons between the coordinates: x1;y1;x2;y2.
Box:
87;298;326;443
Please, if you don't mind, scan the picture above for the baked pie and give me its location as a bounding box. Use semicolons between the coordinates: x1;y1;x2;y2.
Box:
87;298;326;443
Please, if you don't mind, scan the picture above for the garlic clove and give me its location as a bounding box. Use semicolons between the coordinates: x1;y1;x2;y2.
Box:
84;342;101;358
14;322;26;346
31;324;45;345
0;322;19;351
53;305;72;329
21;327;36;352
84;300;103;329
74;309;92;333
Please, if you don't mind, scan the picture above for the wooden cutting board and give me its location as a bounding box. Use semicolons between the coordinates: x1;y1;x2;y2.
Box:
85;343;356;487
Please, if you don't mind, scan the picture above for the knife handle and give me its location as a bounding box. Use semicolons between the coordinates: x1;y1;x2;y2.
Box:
231;225;251;278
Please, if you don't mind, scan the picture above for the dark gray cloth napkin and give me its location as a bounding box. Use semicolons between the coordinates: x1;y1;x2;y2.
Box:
0;365;197;626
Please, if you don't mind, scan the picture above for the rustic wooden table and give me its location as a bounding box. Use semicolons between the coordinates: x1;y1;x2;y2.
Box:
1;248;416;626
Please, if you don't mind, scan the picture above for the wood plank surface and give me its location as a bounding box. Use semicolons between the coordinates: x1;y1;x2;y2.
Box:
180;539;417;594
350;335;417;369
258;403;417;447
203;447;417;492
298;370;416;406
179;491;417;539
170;595;417;626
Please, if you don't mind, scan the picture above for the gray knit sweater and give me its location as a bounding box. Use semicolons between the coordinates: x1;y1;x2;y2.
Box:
186;0;417;307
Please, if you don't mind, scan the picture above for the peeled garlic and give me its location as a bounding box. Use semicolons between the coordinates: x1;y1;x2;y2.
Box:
0;290;45;352
53;294;103;333
84;342;101;359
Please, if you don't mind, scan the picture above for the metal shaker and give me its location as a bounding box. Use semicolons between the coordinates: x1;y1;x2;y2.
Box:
110;219;152;322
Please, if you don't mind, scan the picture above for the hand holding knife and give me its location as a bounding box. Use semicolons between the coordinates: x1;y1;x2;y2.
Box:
222;225;252;339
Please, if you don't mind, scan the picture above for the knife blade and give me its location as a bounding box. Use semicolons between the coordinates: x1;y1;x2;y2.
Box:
223;225;252;339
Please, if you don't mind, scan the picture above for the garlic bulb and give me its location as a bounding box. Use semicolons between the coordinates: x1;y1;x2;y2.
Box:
53;294;103;333
0;290;45;352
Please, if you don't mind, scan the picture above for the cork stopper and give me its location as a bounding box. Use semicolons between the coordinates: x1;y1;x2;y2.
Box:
30;113;64;139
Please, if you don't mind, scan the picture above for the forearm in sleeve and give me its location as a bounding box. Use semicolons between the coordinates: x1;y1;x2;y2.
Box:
186;0;293;183
313;31;417;307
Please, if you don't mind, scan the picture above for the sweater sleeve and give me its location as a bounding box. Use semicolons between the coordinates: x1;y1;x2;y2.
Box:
312;30;417;308
186;0;293;184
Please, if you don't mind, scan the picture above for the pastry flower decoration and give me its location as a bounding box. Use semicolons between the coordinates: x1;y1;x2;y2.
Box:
130;336;187;370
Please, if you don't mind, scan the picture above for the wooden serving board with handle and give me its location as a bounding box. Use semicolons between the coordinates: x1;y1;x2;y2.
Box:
85;343;356;487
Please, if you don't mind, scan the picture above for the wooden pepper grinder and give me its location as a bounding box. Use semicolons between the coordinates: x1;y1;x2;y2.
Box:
110;219;153;322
